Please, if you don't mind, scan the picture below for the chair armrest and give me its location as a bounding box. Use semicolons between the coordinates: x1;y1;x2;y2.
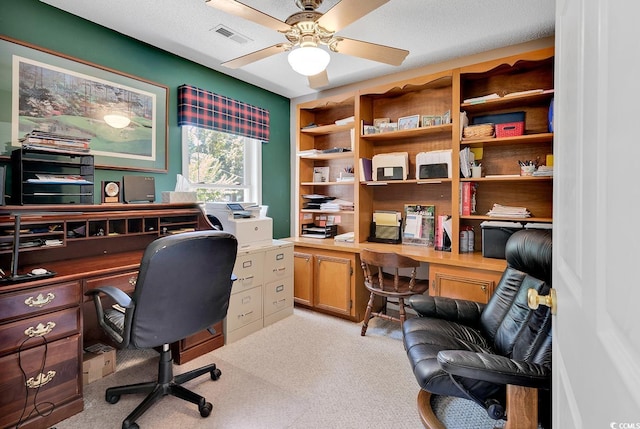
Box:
408;294;486;326
437;350;551;389
85;286;133;309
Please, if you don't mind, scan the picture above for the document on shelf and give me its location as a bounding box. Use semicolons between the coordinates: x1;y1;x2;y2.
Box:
404;214;422;238
463;93;500;104
374;211;401;226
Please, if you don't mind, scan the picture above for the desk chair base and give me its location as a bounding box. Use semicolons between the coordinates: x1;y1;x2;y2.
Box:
105;344;221;429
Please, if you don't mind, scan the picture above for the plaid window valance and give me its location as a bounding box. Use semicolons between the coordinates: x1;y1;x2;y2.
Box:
178;84;270;141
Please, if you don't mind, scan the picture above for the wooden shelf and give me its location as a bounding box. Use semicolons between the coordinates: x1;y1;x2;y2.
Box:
362;123;453;141
297;151;353;160
461;90;554;113
461;215;553;223
461;132;553;146
300;122;354;135
461;176;552;182
362;178;452;185
301;181;354;186
300;209;355;214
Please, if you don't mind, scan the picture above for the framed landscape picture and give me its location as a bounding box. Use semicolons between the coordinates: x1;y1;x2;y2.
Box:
0;36;168;172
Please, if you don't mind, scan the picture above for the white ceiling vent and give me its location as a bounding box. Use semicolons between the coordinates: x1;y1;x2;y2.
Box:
211;24;251;44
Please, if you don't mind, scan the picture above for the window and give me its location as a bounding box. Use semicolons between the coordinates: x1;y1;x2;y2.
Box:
182;125;261;203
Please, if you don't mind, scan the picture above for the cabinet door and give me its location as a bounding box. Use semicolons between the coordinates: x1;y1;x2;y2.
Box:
429;264;501;303
314;254;352;316
293;251;314;306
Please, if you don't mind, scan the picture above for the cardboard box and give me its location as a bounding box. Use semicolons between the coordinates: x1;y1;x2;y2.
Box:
82;343;116;385
161;191;197;203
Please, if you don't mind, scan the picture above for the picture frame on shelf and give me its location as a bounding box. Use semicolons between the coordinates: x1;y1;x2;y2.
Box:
1;36;168;172
313;166;330;183
378;122;398;133
421;115;442;127
398;114;420;130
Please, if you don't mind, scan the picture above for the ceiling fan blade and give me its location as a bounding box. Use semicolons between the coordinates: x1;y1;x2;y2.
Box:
205;0;290;33
221;44;289;69
317;0;389;32
308;70;329;89
333;37;409;66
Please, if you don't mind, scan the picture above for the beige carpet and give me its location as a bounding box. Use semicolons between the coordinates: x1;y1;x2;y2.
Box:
55;308;500;429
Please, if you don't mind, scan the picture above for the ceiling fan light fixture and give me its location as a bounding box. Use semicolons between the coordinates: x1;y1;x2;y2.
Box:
287;46;330;76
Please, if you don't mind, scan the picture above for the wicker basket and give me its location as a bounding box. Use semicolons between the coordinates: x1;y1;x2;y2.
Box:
463;123;495;139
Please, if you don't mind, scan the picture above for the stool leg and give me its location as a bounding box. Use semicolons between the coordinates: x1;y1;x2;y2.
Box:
361;291;376;336
399;297;407;328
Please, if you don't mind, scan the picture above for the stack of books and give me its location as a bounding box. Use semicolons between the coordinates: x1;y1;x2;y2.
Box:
20;130;91;154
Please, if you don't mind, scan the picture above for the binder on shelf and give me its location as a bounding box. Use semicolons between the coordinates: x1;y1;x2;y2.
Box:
459;182;477;216
435;215;452;252
358;158;372;182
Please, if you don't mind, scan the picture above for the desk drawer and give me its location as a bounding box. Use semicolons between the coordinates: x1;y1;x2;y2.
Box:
0;281;81;323
232;252;263;293
0;307;81;356
264;246;293;284
0;334;81;429
83;271;139;301
226;285;262;331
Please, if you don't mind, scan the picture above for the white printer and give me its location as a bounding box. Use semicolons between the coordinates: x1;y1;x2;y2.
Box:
204;202;273;248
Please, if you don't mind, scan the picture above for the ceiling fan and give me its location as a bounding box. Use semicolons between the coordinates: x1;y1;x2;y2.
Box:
205;0;409;88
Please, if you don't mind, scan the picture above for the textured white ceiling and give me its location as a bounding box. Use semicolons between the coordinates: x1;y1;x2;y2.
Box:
39;0;555;99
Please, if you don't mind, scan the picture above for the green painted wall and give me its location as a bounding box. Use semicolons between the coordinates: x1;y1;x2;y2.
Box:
0;0;291;238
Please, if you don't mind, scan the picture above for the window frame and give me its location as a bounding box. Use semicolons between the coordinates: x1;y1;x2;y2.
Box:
181;125;262;204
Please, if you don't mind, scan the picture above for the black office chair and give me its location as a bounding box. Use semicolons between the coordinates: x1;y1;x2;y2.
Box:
85;230;238;429
402;229;552;428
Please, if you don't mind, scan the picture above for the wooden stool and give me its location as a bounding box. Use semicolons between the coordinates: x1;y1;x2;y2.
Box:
359;249;428;336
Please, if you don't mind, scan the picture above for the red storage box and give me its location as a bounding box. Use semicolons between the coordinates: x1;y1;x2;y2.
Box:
495;122;524;138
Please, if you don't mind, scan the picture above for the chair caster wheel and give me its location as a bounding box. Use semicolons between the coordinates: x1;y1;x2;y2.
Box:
485;399;505;420
122;421;139;429
106;393;120;404
210;368;222;380
199;401;213;417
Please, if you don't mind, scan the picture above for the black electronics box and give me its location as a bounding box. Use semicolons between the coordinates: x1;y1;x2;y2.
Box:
376;166;404;181
418;163;448;179
481;222;524;259
123;176;155;203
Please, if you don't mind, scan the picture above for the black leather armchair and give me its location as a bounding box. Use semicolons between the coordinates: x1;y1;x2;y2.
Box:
402;229;552;428
85;230;238;429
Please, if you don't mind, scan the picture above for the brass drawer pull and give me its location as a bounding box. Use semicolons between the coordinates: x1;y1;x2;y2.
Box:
24;322;56;337
129;276;137;286
24;293;55;308
26;370;56;388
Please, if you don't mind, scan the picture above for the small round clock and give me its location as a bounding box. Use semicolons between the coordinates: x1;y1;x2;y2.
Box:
104;181;119;197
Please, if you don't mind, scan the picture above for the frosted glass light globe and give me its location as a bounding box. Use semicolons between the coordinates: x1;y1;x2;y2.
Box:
287;46;330;76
